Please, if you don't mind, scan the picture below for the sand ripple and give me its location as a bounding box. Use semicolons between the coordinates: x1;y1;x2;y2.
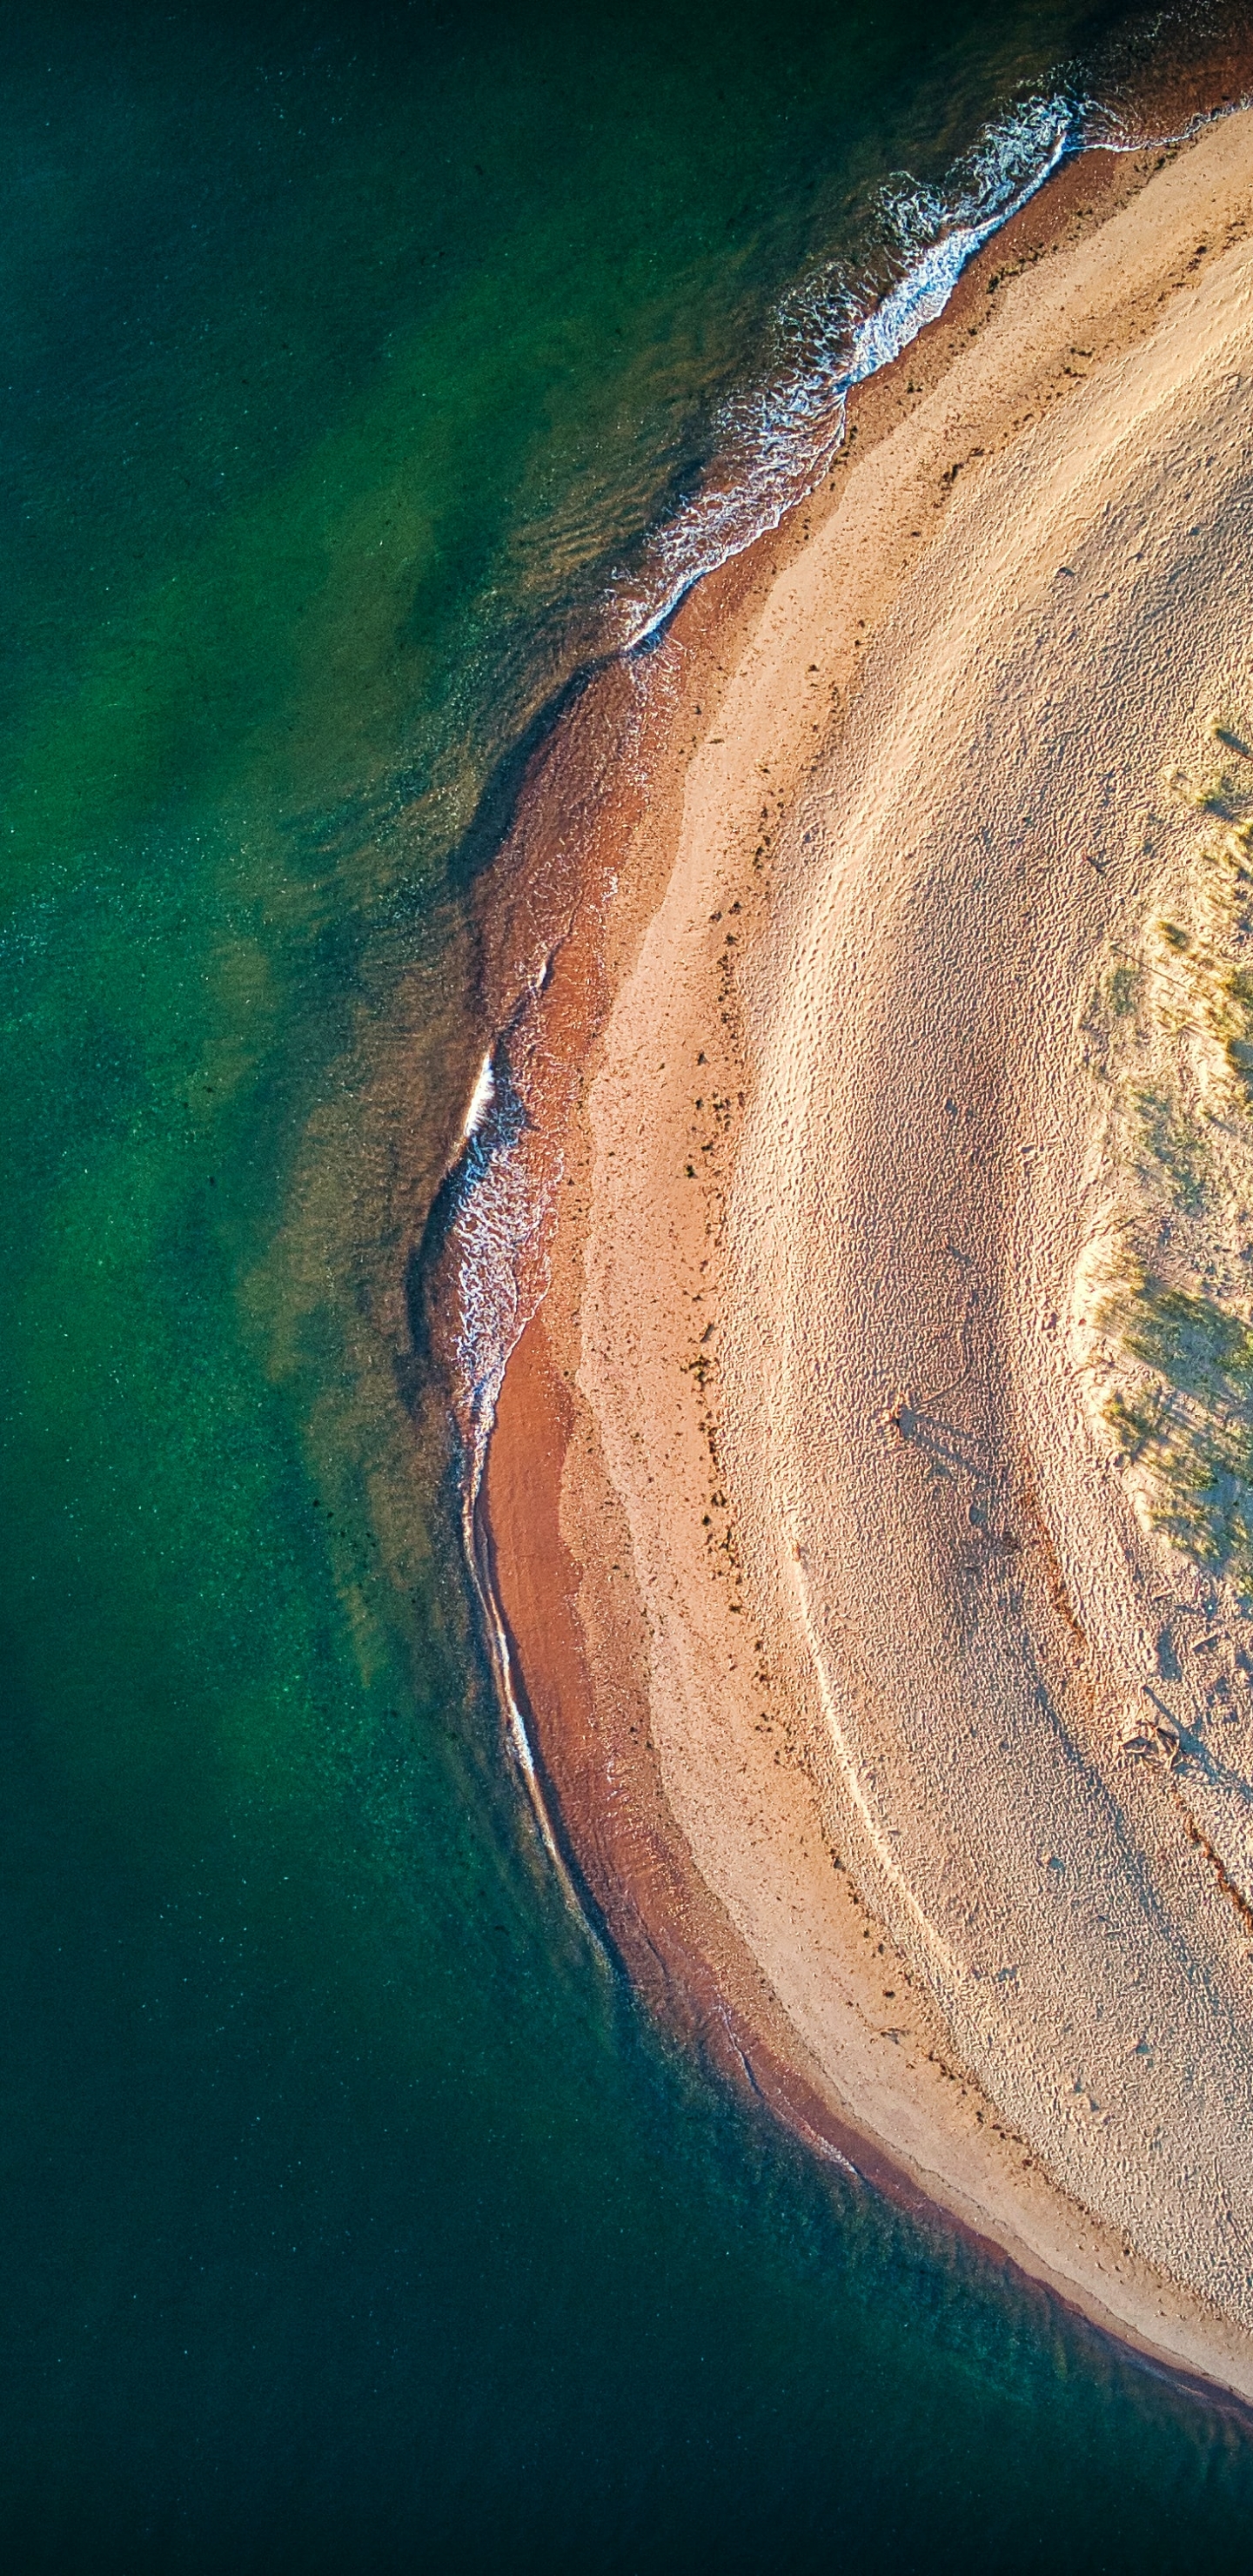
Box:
566;111;1253;2397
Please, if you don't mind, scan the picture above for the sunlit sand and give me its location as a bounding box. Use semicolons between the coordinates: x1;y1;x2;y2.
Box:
492;109;1253;2400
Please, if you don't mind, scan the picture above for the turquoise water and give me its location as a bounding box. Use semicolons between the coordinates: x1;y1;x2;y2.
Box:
3;3;1253;2566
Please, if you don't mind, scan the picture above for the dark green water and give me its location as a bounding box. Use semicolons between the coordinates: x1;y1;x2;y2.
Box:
3;3;1253;2566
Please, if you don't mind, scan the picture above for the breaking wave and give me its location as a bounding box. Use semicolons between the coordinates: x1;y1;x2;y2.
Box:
432;69;1232;1884
604;86;1087;647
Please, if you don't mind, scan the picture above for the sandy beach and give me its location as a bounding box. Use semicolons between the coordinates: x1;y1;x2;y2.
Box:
482;104;1253;2402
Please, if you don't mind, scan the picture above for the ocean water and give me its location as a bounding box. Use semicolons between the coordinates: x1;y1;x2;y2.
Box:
3;3;1253;2568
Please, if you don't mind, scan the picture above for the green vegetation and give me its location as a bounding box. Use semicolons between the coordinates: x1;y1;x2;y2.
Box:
1107;960;1139;1017
1103;1280;1253;1592
1081;709;1253;1596
1131;1084;1209;1211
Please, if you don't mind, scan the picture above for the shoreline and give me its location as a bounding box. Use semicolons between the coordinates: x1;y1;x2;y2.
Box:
474;101;1253;2408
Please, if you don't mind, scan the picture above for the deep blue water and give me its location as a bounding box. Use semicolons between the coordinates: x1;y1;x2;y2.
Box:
3;3;1253;2567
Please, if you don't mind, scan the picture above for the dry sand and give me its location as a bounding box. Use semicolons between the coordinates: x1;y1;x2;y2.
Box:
486;108;1253;2401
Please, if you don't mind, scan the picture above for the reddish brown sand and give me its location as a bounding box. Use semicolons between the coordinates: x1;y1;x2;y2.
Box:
474;107;1253;2402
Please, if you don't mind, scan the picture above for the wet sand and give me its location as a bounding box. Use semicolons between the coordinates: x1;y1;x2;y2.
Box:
481;106;1253;2401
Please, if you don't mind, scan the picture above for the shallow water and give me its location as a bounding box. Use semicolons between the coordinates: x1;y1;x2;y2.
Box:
3;3;1253;2566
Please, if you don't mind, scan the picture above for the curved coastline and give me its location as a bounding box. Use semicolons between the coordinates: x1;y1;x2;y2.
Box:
478;105;1253;2405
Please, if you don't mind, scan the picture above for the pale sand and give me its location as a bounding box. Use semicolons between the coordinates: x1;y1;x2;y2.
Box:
555;111;1253;2400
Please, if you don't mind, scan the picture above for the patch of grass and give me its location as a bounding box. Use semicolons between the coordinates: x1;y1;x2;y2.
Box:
1132;1086;1209;1211
1102;1277;1253;1594
1081;703;1253;1597
1107;960;1138;1017
1116;1278;1253;1406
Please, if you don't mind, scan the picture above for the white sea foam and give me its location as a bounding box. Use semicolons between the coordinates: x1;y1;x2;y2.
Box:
439;75;1213;1907
605;88;1086;649
459;1048;497;1144
435;1036;593;1903
447;88;1097;1452
445;1045;537;1448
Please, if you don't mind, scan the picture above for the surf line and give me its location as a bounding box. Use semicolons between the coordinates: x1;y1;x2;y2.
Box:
466;1446;588;1917
435;1026;612;1949
442;80;1229;1921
